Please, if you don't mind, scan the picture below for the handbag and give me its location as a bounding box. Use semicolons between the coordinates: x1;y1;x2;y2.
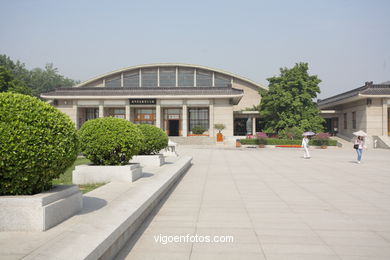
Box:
353;144;359;149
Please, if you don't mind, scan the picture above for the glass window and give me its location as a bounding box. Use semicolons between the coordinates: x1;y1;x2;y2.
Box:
178;68;194;87
134;108;156;125
107;108;125;119
141;68;157;87
124;70;139;88
352;111;356;129
86;108;99;121
215;73;230;87
196;70;212;87
160;67;176;87
105;75;121;88
188;108;209;131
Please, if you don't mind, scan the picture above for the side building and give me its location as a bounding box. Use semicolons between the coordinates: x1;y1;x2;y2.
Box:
41;64;266;140
319;81;390;148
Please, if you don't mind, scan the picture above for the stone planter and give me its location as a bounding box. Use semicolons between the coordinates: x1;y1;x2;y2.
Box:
321;145;328;149
258;144;265;148
72;163;142;185
131;154;165;168
0;185;82;231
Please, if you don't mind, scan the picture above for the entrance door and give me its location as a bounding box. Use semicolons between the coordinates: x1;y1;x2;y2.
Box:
169;120;179;136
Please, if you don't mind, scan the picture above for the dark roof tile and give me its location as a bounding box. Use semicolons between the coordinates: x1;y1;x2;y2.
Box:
41;87;244;97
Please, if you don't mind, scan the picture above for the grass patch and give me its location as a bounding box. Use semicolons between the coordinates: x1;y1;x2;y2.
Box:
52;157;106;194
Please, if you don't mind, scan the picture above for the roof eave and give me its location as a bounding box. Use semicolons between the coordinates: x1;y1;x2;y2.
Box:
40;94;244;100
318;95;363;109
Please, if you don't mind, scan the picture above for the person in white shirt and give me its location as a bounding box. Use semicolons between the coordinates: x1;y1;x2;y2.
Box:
301;136;310;159
354;136;366;163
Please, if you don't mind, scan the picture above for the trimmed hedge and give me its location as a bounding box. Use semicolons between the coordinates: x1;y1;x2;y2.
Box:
78;117;143;165
191;125;207;135
239;138;337;146
137;124;169;155
0;93;78;195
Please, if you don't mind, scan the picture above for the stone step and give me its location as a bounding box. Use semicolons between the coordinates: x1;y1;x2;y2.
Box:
170;136;216;145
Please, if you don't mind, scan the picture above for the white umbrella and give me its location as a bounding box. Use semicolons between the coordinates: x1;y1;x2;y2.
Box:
353;130;367;137
302;131;315;136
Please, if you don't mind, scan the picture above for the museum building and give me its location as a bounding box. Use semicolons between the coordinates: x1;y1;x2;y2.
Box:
41;64;267;138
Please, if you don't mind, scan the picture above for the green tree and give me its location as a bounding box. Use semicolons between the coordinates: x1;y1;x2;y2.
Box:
0;66;32;95
259;63;324;133
0;54;78;96
29;63;78;95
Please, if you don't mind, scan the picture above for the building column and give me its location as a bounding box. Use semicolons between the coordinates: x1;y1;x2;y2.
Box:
99;104;104;118
182;103;187;137
125;103;130;121
252;116;256;135
73;102;79;129
156;100;161;128
383;98;388;136
209;100;214;137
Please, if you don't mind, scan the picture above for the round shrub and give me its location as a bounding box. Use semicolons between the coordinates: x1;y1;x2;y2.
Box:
191;125;207;135
137;124;168;155
78;117;142;165
0;93;78;195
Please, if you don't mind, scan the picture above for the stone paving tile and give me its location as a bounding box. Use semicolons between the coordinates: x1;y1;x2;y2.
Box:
116;147;390;259
267;255;341;260
190;252;266;260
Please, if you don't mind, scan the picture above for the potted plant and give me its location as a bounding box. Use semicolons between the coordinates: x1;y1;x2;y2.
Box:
191;125;207;135
74;117;144;184
0;93;81;231
214;123;226;142
314;132;330;149
131;124;169;167
236;139;241;148
256;132;268;148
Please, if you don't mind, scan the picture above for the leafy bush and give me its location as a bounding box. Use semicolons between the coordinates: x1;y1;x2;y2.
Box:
191;125;207;135
214;123;226;133
310;139;337;146
240;139;261;145
256;132;268;138
78;117;142;165
239;138;337;146
256;132;268;145
278;127;303;140
0;93;78;195
313;132;331;146
138;124;169;155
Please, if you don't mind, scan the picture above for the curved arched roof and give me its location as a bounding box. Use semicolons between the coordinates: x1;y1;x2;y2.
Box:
75;63;268;90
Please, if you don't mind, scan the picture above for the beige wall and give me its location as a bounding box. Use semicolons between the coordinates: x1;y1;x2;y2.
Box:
324;98;389;138
366;98;388;136
334;99;367;138
232;79;261;111
56;100;78;127
213;99;233;136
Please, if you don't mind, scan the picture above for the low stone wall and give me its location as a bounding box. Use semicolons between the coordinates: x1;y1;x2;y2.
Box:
0;185;82;231
72;163;142;184
131;154;165;168
17;156;192;259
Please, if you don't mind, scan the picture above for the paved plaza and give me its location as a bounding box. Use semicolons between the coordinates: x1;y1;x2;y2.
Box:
117;146;390;260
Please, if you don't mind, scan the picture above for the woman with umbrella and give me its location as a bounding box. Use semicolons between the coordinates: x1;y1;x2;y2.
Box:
353;130;367;164
302;132;315;159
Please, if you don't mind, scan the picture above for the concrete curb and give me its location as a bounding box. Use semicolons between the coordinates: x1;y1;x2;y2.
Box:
24;155;192;260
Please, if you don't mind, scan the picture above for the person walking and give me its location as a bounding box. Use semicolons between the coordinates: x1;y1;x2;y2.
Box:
354;136;366;163
302;135;310;159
